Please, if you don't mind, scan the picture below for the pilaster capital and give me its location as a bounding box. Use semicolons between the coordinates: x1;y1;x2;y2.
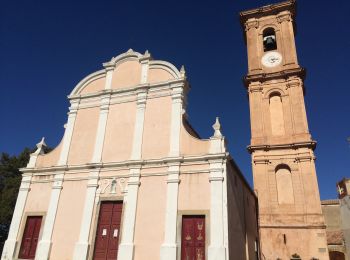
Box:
68;99;80;115
277;11;292;23
103;64;115;72
170;84;184;100
286;77;302;89
139;50;152;64
248;82;263;93
100;93;111;111
244;18;259;31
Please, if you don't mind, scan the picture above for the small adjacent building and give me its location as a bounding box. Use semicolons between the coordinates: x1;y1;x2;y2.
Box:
322;178;350;260
1;49;259;260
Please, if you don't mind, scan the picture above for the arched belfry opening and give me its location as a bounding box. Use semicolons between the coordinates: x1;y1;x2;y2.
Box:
263;28;277;52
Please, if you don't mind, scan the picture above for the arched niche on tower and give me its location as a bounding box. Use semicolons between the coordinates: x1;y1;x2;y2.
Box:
275;164;295;205
268;91;286;136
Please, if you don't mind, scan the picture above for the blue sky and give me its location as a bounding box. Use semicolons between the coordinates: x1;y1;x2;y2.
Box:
1;0;349;200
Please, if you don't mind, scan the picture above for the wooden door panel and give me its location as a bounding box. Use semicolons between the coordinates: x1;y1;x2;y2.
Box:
93;201;123;260
19;216;42;259
181;215;205;260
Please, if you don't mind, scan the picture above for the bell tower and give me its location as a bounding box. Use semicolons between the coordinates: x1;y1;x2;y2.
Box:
240;1;329;259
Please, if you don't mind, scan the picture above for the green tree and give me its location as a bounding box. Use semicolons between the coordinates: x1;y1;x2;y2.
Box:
0;148;32;252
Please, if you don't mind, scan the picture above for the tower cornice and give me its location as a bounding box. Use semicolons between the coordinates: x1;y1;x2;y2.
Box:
240;0;296;26
243;67;306;88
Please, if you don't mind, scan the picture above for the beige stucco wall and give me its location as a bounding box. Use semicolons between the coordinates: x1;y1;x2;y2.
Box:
102;102;136;162
133;175;167;260
50;179;87;260
68;107;99;165
180;124;210;156
80;76;106;95
22;182;51;216
226;161;259;260
148;68;174;83
260;228;328;259
178;172;210;211
141;96;171;159
111;60;141;89
35;141;63;168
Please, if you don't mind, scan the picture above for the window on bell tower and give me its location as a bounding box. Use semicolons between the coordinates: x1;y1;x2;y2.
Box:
263;28;277;52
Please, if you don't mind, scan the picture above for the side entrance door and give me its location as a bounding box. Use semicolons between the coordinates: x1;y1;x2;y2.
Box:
93;201;123;260
181;215;205;260
18;216;42;259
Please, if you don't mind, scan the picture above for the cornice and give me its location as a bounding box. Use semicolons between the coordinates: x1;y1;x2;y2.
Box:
243;67;306;88
239;0;296;26
247;140;317;153
21;153;228;175
68;78;187;101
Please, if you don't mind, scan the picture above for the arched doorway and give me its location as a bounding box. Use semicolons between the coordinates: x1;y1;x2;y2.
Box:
329;251;345;260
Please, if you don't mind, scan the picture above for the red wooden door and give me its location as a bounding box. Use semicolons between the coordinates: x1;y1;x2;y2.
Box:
19;216;42;259
181;215;205;260
93;201;123;260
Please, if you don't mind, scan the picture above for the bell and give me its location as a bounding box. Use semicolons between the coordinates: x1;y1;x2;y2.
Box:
265;36;275;46
264;35;276;50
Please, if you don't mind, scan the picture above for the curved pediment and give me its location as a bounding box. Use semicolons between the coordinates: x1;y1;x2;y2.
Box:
69;49;184;96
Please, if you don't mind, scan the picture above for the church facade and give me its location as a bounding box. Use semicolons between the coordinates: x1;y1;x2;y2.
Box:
1;48;258;260
2;1;331;260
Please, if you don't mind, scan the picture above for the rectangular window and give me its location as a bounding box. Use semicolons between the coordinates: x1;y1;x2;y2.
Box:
19;216;42;259
181;215;205;260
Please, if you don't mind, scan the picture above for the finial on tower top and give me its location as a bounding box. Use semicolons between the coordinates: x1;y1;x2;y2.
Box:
212;117;223;138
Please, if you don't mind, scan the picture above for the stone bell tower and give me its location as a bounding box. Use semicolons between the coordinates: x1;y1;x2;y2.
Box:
240;1;329;259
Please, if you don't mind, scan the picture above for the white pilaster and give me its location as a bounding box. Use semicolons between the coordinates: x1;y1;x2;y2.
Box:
130;88;147;160
139;50;151;84
72;170;99;260
103;66;114;90
58;99;79;165
208;118;226;260
208;159;226;260
35;172;64;260
160;84;184;259
160;163;180;260
117;167;141;260
91;94;111;163
1;175;32;260
168;85;183;157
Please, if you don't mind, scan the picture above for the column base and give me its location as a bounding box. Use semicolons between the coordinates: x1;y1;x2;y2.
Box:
35;240;52;260
160;243;177;260
1;239;17;260
208;245;226;260
73;242;90;260
117;243;134;260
